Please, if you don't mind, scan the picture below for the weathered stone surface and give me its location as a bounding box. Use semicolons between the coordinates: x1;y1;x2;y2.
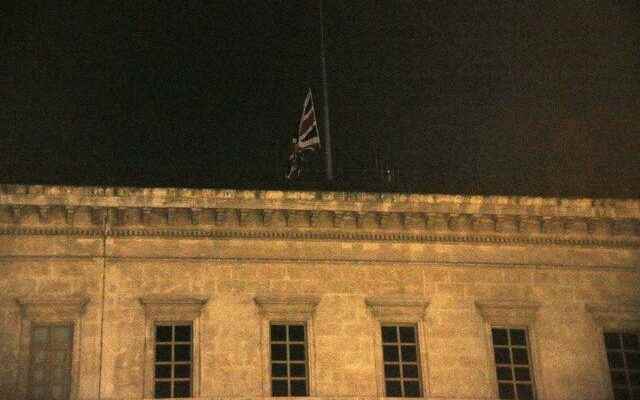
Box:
0;184;638;399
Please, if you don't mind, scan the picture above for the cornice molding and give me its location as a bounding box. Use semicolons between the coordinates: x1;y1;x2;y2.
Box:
17;297;90;321
139;296;209;320
0;226;637;248
585;302;640;331
0;184;638;248
254;295;320;320
365;296;430;322
475;300;541;326
2;184;639;216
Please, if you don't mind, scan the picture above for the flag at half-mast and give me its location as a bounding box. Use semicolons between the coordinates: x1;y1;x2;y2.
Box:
287;88;321;179
296;88;321;151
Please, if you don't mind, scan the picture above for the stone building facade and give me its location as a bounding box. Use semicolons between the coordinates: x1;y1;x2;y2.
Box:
0;184;638;400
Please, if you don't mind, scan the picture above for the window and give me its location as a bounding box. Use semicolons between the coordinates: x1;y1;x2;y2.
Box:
270;323;309;396
29;325;74;400
154;324;193;398
381;325;422;397
140;297;207;399
475;300;541;400
365;296;430;398
16;297;88;400
603;332;640;400
254;295;320;397
586;302;640;399
491;328;536;400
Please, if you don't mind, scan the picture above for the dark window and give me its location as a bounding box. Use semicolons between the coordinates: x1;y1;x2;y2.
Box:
491;328;536;400
154;324;192;398
29;325;73;400
604;332;640;400
270;323;309;396
381;325;423;397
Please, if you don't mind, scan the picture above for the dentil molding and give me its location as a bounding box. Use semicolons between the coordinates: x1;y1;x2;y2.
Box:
0;184;638;248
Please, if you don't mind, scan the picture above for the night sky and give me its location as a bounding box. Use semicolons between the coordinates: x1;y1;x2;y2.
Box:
3;1;639;198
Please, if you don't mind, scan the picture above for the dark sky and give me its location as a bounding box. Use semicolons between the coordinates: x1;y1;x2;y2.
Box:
2;1;639;198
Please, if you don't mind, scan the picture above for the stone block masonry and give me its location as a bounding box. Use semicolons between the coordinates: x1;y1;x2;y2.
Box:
0;184;638;399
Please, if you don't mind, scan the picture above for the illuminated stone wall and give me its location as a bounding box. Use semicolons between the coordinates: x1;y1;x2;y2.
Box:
0;185;638;399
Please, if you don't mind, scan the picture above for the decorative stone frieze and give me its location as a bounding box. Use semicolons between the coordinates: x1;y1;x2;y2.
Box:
264;209;287;228
404;213;426;230
0;184;638;248
380;213;403;230
310;210;334;228
335;211;357;229
240;209;263;228
37;206;49;224
613;219;635;236
495;215;518;233
116;207;128;226
589;218;611;236
288;210;310;228
519;216;541;234
473;214;495;232
10;205;22;224
65;206;76;225
218;209;240;227
189;208;201;225
426;213;448;231
449;214;471;232
90;207;105;225
565;218;588;235
542;217;564;234
140;207;152;224
166;207;176;225
358;212;379;230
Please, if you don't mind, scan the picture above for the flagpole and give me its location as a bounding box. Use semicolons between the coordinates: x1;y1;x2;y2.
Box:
319;0;333;181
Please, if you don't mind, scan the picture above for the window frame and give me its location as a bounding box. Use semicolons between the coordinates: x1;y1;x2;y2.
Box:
380;323;424;397
475;300;544;400
365;296;430;398
254;295;320;397
153;322;194;398
602;331;640;399
490;325;537;400
28;323;75;400
269;321;311;396
140;296;208;399
586;302;640;400
16;297;89;400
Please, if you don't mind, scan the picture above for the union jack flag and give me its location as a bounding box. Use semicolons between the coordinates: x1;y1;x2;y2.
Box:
286;89;321;180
